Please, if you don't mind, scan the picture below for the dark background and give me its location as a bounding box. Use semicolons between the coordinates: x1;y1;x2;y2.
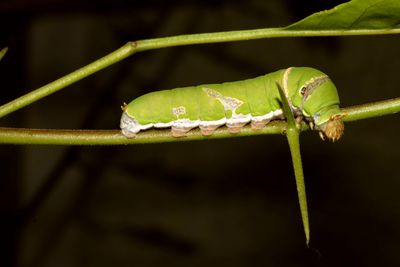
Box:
1;0;400;266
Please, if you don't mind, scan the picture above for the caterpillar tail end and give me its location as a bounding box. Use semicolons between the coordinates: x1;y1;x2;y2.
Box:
319;115;344;142
120;112;139;138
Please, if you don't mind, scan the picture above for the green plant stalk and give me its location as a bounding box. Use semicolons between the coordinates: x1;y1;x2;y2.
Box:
276;81;309;244
341;97;400;121
0;44;136;118
1;28;400;119
135;28;400;52
0;121;290;145
0;96;399;145
0;47;8;61
286;128;309;245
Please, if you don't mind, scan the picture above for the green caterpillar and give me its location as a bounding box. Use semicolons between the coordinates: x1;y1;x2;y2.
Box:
120;67;344;141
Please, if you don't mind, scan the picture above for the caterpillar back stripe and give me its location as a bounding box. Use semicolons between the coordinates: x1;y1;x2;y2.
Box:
120;67;344;141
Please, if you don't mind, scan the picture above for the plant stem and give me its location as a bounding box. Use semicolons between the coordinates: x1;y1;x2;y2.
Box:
341;97;400;122
0;47;8;61
0;96;398;145
1;28;400;118
276;81;310;245
286;128;309;245
0;121;287;145
135;28;400;52
0;43;137;118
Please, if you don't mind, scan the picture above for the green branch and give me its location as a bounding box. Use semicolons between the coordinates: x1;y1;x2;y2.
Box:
0;121;288;145
134;28;400;51
0;96;398;146
276;81;310;245
341;97;400;121
0;44;137;118
0;28;400;119
0;47;8;61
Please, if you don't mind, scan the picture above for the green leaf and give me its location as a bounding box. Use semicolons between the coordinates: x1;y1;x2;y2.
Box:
0;47;8;61
287;0;400;30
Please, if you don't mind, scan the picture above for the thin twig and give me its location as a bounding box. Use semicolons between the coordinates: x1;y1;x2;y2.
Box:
0;97;398;145
1;28;400;119
276;81;310;245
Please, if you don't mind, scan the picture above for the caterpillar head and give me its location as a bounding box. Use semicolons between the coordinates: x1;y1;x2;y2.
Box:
317;114;344;142
301;74;344;142
287;67;344;141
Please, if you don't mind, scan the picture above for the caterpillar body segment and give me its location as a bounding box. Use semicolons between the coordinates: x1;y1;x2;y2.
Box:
120;67;344;141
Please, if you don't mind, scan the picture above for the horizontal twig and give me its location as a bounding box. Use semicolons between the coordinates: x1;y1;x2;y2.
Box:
341;97;400;122
0;121;289;145
1;28;400;119
0;97;398;145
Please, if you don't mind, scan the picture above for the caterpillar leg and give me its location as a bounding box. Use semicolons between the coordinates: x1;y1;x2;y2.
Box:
199;125;220;136
250;119;271;130
171;126;192;137
227;122;247;133
226;115;251;133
